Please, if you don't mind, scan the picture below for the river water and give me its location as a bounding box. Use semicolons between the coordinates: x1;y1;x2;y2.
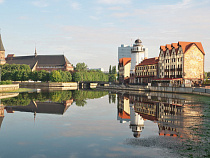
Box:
0;90;209;158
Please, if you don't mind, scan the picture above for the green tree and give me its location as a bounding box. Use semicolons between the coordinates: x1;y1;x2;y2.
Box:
109;65;112;74
109;74;116;82
50;70;62;82
72;72;82;82
111;65;116;74
75;62;88;71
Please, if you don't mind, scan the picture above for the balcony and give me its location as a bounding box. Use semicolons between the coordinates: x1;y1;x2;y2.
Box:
165;69;169;72
176;68;182;71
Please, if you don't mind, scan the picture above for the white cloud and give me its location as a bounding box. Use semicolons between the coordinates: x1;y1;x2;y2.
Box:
98;0;131;5
32;0;48;7
71;2;80;10
0;0;4;4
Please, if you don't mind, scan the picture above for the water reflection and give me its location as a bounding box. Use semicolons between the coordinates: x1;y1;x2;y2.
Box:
0;90;209;157
116;92;204;139
115;91;210;157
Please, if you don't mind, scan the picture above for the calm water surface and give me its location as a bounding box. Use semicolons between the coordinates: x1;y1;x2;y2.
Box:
0;90;209;158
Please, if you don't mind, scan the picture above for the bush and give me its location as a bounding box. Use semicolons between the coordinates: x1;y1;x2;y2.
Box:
0;80;12;85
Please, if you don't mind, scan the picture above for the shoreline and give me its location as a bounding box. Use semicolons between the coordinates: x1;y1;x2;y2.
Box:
97;84;210;96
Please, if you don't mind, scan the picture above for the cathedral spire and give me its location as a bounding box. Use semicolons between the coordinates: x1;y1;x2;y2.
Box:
0;34;5;52
35;45;37;57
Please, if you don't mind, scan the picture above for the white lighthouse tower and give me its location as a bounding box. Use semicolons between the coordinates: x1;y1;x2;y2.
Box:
130;39;148;74
129;103;144;138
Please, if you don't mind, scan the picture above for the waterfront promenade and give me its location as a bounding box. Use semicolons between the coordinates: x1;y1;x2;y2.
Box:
97;84;210;96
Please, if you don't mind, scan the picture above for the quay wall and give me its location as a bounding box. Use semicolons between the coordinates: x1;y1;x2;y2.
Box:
97;84;210;96
17;82;78;87
0;84;19;92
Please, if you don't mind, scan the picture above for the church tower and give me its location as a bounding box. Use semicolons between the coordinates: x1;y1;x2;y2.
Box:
0;34;6;65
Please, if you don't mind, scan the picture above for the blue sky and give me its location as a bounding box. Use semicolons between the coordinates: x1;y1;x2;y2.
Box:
0;0;210;71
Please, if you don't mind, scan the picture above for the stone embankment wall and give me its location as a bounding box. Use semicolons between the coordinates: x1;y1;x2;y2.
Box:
0;84;19;92
97;84;210;96
17;82;78;87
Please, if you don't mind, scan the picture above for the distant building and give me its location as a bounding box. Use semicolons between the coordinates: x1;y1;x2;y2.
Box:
6;50;74;72
118;57;131;84
0;34;6;65
158;42;205;86
118;44;132;61
0;35;73;72
88;68;104;72
135;57;159;84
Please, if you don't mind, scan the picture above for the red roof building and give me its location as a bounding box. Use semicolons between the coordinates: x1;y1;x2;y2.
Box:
135;57;159;84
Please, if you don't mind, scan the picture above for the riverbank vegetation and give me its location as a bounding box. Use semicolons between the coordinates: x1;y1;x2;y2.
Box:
1;63;109;82
2;90;108;107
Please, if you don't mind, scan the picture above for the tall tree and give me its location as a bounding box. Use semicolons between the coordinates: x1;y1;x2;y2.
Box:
112;66;116;74
75;62;88;71
109;65;112;74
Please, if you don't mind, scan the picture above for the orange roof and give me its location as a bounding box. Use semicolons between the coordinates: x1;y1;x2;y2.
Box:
119;57;131;66
137;57;159;66
166;44;172;50
118;111;130;119
171;43;178;49
160;46;166;51
178;41;205;55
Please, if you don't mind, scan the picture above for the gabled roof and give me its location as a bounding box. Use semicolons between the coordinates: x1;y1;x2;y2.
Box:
160;46;166;51
165;44;172;50
0;35;5;51
160;41;205;56
6;55;70;69
119;57;131;66
137;57;159;66
178;41;205;55
171;43;178;49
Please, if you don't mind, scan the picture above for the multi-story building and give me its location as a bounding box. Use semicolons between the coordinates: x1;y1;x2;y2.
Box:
118;57;131;84
130;39;148;83
118;44;132;61
158;42;205;86
135;57;159;84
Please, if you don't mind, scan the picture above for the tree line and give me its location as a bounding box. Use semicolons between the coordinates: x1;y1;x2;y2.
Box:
2;90;108;107
1;63;109;82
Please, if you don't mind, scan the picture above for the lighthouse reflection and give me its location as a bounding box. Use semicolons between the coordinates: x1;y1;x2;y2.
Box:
116;92;198;139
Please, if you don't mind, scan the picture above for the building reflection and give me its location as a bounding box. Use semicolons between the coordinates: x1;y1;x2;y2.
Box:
0;105;4;130
5;99;73;116
117;92;201;139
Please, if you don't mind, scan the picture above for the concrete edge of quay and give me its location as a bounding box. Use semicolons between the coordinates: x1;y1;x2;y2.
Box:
97;84;210;96
0;84;19;92
16;82;78;87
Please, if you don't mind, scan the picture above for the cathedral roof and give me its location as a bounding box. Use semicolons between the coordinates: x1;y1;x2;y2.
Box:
6;55;71;69
0;35;5;51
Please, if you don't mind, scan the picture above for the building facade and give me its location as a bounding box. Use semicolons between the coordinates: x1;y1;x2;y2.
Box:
135;57;159;84
118;57;131;84
118;44;132;61
158;42;205;86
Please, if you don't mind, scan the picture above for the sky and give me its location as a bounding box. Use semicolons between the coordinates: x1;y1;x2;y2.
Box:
0;0;210;71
